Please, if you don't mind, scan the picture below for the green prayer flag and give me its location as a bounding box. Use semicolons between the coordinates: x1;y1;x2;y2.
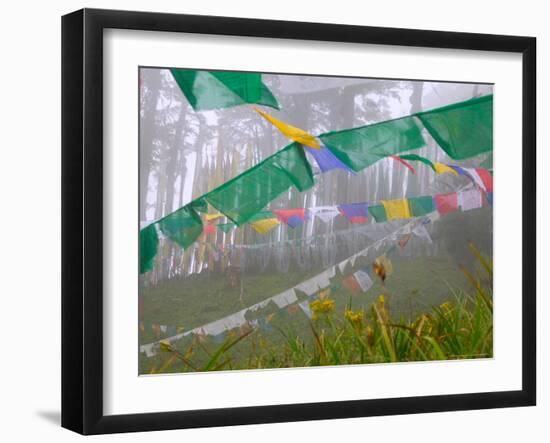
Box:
140;224;158;274
217;222;236;233
399;153;436;171
408;196;435;217
158;200;205;250
205;143;314;225
170;69;279;111
368;205;387;222
319;116;425;172
415;95;493;160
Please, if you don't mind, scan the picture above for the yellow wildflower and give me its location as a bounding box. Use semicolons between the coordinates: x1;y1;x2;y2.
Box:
378;294;385;308
310;298;336;320
440;301;453;313
345;309;364;325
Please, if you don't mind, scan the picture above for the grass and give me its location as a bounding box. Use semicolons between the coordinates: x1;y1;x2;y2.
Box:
140;244;493;374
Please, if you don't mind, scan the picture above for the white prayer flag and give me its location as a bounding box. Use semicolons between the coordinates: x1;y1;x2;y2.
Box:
311;206;340;223
338;259;348;274
458;189;483;211
353;270;373;292
272;289;298;308
298;300;313;319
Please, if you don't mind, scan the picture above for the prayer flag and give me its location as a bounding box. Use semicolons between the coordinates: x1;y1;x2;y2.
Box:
272;289;298;308
476;168;493;193
368;205;388;223
434;193;458;215
320;116;425;172
255;108;320;149
398;233;412;249
408;196;435;217
205;143;314;225
487;192;493;206
158;200;205;251
273;208;308;228
381;199;412;220
298;300;313;319
310;206;340;223
306;145;355;172
171;69;279;111
140;224;159;274
342;274;362;295
250;218;280;234
353;269;373;292
204;213;224;222
458;189;483;211
434;162;459;176
416;95;493;159
339;203;369;224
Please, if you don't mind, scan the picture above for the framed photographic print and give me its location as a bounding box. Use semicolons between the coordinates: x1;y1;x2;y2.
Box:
61;8;536;435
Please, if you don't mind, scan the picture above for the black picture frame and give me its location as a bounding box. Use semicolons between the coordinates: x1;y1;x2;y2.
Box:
61;8;536;435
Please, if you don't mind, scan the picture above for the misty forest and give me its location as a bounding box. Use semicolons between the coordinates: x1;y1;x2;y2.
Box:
138;69;493;374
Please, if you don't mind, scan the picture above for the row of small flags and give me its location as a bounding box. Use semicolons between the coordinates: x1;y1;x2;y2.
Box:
200;183;493;236
140;215;431;357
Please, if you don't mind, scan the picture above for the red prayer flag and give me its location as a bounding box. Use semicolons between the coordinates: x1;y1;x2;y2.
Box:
203;224;216;235
273;208;307;226
476;168;493;193
342;274;362;296
434;193;458;215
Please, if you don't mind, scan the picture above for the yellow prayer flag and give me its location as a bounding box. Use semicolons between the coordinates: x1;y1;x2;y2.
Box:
434;162;459;176
381;199;412;220
250;217;280;234
254;108;321;149
204;213;224;222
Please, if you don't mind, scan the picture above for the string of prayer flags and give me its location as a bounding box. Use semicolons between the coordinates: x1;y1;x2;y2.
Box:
381;199;412;220
434;192;459;215
408;196;435;217
273;208;308;228
458;189;483;211
415;94;493;160
319;116;426;172
434;162;459;176
338;203;369;224
368;205;388;223
204;143;314;225
250;217;280;234
390;155;416;174
353;269;374;292
305;145;355;173
399;153;436;172
254;108;321;149
171;69;279;111
140;224;159;274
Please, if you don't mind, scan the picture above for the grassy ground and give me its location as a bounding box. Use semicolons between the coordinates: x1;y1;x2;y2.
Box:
139;247;492;374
